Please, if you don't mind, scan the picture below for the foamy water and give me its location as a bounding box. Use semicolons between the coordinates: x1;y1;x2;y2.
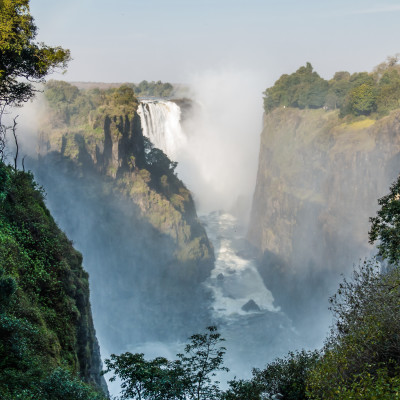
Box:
137;100;187;160
201;211;278;320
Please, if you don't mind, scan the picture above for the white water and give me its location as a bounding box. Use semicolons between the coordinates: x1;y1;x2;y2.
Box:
137;100;187;160
201;211;277;320
137;101;278;323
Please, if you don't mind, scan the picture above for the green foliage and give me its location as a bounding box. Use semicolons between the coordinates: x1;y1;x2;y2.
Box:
376;68;400;115
221;378;264;400
306;260;400;399
0;162;106;399
369;174;400;265
264;56;400;118
1;368;104;400
253;350;320;400
144;138;178;176
263;63;328;112
104;353;185;400
104;326;228;400
332;368;400;399
131;80;174;98
38;368;104;400
113;85;137;105
325;72;351;110
44;80;139;128
0;0;70;107
341;82;377;116
0;268;17;309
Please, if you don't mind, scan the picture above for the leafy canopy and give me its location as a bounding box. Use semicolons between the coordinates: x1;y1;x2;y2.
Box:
0;0;70;108
369;174;400;265
104;326;228;400
263;55;400;119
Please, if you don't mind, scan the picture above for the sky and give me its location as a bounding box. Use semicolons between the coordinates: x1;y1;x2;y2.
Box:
30;0;400;87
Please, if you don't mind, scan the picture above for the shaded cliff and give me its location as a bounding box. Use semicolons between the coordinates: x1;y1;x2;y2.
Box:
33;82;214;353
0;163;107;398
248;107;400;316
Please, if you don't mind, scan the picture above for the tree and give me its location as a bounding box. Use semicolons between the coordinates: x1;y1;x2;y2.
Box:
253;350;320;400
326;72;351;110
345;83;377;116
176;326;228;400
221;378;264;400
103;353;182;400
306;260;400;399
103;326;228;400
113;85;137;106
369;174;400;265
0;0;70;162
0;0;70;109
263;63;329;113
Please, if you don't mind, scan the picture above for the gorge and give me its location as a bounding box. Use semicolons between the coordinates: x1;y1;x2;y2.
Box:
19;76;400;396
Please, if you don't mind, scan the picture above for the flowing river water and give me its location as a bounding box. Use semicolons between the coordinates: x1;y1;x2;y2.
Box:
137;100;304;379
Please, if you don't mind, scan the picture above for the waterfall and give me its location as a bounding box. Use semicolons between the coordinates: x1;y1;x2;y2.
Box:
137;100;187;160
134;98;299;383
138;99;278;320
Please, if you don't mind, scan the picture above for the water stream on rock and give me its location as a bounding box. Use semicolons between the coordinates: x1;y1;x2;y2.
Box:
137;100;303;380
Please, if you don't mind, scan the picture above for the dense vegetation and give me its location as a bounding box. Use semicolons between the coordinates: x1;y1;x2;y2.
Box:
0;0;70;109
129;80;174;98
264;55;400;118
0;1;107;398
44;80;139;128
0;163;106;399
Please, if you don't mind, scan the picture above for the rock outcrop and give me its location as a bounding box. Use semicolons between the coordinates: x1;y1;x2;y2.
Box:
33;82;213;353
248;107;400;315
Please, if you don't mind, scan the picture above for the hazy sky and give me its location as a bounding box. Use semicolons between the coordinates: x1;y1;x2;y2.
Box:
30;0;400;87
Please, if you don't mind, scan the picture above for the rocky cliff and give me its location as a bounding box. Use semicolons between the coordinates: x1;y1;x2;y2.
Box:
33;82;214;352
248;107;400;315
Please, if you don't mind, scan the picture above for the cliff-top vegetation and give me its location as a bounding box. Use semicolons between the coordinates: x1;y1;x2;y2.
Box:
264;55;400;119
0;1;106;398
130;80;174;98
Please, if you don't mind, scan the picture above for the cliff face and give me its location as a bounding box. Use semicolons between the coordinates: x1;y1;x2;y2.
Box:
248;108;400;312
0;164;107;398
33;82;213;352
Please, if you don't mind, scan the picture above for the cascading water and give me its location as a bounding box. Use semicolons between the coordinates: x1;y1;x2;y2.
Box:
137;100;300;378
138;99;277;319
137;100;187;160
201;211;277;320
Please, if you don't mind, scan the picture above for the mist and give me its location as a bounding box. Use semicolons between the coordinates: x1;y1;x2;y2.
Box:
11;69;400;399
174;69;265;221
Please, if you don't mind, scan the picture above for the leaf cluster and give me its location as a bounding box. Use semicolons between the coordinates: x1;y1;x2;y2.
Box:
222;350;319;400
44;81;139;128
130;80;174;98
306;259;400;399
104;326;228;400
0;0;70;108
264;55;400;119
0;162;106;399
369;174;400;265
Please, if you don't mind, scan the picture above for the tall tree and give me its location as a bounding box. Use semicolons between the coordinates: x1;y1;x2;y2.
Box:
0;0;70;109
104;326;228;400
0;0;70;161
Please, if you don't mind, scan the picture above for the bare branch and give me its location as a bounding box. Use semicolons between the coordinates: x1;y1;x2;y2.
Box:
12;116;19;170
